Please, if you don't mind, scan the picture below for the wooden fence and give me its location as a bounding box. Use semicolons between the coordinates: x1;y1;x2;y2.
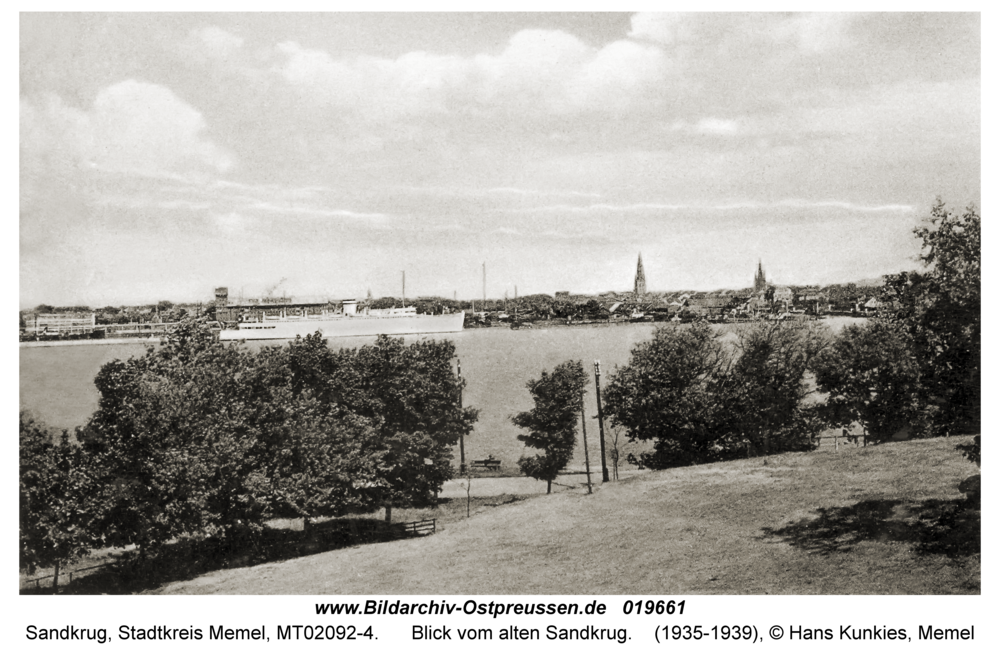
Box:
23;563;105;590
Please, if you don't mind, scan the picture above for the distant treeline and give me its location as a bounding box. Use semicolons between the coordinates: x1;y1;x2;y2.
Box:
19;301;208;329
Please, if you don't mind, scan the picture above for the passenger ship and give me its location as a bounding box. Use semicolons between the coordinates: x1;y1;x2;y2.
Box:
218;299;464;341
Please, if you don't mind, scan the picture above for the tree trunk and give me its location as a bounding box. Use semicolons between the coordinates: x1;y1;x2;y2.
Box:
385;505;392;523
547;480;552;494
348;517;359;543
52;561;60;593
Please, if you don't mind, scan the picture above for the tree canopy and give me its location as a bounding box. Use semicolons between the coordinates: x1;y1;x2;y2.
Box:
513;360;588;492
813;320;922;443
603;321;828;468
881;200;980;434
79;322;477;556
20;411;105;586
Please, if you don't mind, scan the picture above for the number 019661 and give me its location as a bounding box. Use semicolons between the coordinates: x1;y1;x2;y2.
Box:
622;600;685;615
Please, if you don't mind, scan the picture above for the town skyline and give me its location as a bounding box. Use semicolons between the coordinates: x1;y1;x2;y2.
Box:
21;13;980;306
20;258;890;312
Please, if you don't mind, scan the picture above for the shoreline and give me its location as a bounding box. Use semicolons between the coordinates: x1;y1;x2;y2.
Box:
19;315;865;348
20;337;162;348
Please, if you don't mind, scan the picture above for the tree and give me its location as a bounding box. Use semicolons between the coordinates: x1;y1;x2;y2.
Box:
513;360;588;493
83;323;271;555
20;411;104;590
608;423;624;481
881;199;980;434
279;333;478;520
603;322;726;468
812;320;922;443
265;400;385;525
83;320;480;555
603;321;827;469
721;320;830;455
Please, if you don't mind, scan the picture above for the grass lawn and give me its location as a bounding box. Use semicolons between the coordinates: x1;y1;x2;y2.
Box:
154;435;979;595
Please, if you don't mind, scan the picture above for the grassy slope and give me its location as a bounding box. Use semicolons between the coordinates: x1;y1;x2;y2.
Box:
156;436;980;595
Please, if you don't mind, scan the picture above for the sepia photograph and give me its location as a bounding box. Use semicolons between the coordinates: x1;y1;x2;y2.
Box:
20;10;980;604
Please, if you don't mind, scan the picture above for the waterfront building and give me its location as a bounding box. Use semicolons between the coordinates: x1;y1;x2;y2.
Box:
773;285;794;307
213;286;339;324
23;312;95;336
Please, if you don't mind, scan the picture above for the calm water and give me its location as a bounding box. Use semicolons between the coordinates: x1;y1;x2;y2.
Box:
19;317;865;471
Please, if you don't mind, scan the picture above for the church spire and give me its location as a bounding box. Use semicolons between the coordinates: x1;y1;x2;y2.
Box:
754;259;767;294
634;253;647;297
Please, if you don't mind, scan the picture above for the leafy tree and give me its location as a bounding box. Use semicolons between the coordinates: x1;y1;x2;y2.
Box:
603;323;724;467
84;320;479;555
603;321;827;469
20;411;104;590
722;321;830;454
581;299;609;319
513;360;588;493
265;399;384;525
369;296;402;310
83;323;270;555
881;199;980;434
277;333;478;520
812;320;922;443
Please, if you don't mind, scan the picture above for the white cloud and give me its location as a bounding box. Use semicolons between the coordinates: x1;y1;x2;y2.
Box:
695;118;738;135
193;26;245;59
666;118;739;136
775;199;914;213
90;80;233;175
627;13;695;46
248;201;386;221
271;29;668;120
516;200;915;215
631;12;855;55
22;80;233;180
20;95;93;176
211;211;249;234
771;13;856;54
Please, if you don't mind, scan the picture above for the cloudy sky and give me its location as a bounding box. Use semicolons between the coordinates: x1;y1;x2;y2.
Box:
20;12;980;307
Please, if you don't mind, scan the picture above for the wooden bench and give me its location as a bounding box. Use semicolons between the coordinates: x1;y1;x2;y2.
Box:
470;459;502;472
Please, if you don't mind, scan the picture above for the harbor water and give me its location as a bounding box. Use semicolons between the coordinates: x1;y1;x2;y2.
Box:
19;317;866;472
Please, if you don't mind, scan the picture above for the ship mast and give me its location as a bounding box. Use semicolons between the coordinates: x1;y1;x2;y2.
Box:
401;270;405;307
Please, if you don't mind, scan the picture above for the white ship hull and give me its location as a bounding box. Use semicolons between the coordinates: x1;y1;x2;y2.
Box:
219;311;465;341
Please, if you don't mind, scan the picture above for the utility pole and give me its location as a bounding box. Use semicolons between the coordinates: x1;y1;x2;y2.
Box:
482;262;486;309
580;390;593;494
458;358;466;475
401;271;405;307
594;360;609;482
